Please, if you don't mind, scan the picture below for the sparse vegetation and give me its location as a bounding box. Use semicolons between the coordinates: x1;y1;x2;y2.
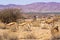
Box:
0;8;60;40
3;32;19;40
25;34;36;39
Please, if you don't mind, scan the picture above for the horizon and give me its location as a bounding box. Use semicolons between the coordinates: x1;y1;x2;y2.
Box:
0;2;60;5
0;0;60;5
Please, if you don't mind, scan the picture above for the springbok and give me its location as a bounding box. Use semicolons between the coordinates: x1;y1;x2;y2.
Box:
6;22;18;32
51;26;60;40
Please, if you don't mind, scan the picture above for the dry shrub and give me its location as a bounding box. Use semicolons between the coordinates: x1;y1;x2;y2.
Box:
0;34;4;40
24;34;36;39
0;22;6;29
0;8;22;24
3;32;19;40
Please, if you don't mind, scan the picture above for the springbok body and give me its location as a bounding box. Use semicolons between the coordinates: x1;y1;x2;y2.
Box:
51;26;60;40
6;22;18;32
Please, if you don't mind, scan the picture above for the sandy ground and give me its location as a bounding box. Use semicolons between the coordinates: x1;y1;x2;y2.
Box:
0;20;59;40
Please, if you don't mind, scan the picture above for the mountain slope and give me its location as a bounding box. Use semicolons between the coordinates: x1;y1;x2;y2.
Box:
0;2;60;12
21;2;60;12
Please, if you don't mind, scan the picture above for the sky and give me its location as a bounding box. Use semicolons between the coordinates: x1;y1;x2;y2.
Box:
0;0;60;5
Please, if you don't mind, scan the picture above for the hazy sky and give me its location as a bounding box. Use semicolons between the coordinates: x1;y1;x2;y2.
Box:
0;0;60;5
